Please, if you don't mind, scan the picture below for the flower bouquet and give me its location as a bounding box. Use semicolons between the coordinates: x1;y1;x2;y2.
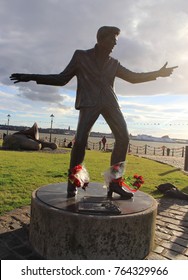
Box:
104;162;144;192
69;164;89;190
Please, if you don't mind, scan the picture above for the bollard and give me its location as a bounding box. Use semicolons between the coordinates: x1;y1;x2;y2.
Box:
128;143;131;153
184;146;188;171
182;147;185;157
144;144;147;154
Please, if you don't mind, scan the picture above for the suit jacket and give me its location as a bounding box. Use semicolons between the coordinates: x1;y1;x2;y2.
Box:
35;46;158;109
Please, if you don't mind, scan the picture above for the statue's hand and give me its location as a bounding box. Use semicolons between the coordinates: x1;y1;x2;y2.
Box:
158;62;178;77
9;73;32;83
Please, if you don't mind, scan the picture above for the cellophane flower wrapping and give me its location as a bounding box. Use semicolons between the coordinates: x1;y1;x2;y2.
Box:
103;162;125;187
69;164;89;189
103;162;144;192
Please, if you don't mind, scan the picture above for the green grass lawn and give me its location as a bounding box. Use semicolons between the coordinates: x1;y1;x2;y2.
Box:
0;148;188;215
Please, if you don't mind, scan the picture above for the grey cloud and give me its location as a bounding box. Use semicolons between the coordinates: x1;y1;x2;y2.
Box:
17;84;65;103
1;0;188;103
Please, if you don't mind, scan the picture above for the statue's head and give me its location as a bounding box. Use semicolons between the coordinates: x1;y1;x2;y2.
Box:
97;26;120;42
96;26;120;53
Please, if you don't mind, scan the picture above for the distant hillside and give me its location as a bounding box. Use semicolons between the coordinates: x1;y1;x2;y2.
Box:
0;124;114;138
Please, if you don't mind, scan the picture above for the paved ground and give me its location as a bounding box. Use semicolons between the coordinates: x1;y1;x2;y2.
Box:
140;154;185;170
147;197;188;260
0;197;188;260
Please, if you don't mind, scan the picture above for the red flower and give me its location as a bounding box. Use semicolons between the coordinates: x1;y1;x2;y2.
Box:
124;174;144;191
113;164;120;171
69;174;75;181
74;178;81;187
133;181;141;188
68;164;89;189
72;165;82;174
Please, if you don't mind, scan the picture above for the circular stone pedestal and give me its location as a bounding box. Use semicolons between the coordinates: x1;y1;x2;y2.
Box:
30;182;157;260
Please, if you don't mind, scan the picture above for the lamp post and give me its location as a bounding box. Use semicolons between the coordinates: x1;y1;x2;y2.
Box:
49;114;54;142
7;114;11;135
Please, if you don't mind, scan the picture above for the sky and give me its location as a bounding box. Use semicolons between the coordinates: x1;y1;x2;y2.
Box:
1;0;188;139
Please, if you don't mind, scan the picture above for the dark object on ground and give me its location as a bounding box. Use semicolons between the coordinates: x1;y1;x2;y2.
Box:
157;183;188;200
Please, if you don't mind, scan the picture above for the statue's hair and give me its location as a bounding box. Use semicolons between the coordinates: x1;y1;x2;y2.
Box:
96;26;120;42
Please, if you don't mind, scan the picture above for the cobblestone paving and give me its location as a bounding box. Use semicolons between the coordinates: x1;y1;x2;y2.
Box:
146;198;188;260
141;155;188;259
0;197;188;260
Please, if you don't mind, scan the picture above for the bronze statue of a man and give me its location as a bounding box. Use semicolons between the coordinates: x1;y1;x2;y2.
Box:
10;26;177;198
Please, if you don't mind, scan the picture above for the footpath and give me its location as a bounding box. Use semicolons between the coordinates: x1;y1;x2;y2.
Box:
140;154;185;170
0;155;188;260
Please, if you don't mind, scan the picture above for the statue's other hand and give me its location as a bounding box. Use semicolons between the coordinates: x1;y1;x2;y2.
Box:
9;73;32;83
158;62;178;77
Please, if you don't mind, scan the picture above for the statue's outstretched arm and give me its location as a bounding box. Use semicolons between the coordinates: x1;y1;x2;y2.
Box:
10;72;73;86
10;51;78;86
10;73;33;84
116;61;178;84
157;62;178;77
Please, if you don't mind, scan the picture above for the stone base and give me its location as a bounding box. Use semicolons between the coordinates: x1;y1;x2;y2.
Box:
29;182;158;259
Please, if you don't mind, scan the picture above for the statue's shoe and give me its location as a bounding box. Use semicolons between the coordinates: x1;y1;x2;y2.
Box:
67;189;77;198
108;181;133;199
67;181;78;198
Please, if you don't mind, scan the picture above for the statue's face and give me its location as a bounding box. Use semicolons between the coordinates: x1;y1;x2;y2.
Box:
99;35;118;53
